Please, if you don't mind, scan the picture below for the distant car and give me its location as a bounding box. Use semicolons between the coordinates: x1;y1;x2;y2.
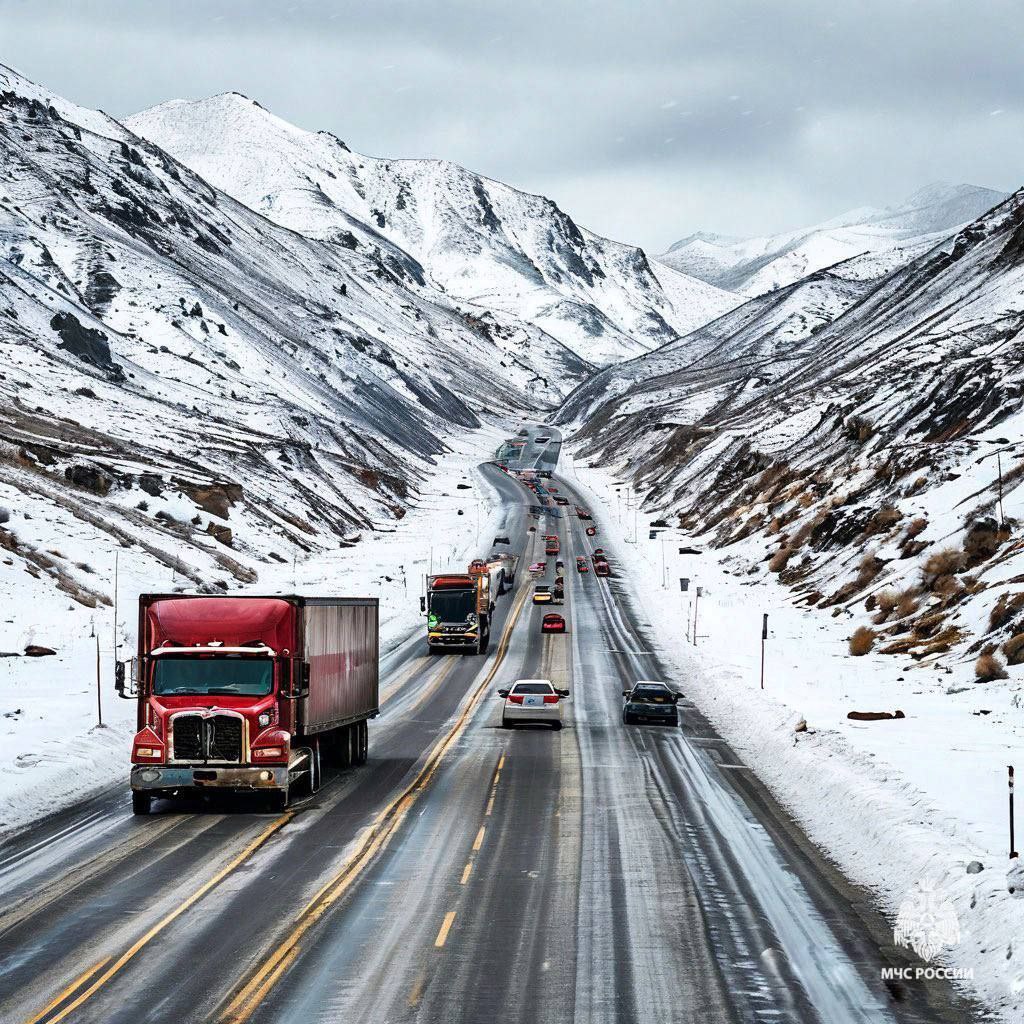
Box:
594;548;605;556
541;612;566;633
554;496;569;506
533;586;552;604
493;535;511;545
622;682;681;726
586;526;597;537
576;557;589;574
548;486;559;493
576;507;591;520
517;429;528;437
535;436;550;444
594;561;610;578
498;679;568;729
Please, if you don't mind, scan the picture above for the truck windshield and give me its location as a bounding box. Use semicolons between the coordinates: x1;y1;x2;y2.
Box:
429;590;475;622
152;656;274;696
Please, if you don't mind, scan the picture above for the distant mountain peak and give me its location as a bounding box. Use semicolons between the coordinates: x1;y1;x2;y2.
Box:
658;182;1010;297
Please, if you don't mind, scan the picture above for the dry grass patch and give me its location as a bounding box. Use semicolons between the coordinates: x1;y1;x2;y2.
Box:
921;547;965;590
1002;633;1024;666
849;626;876;656
768;547;794;573
975;652;1009;682
905;517;928;540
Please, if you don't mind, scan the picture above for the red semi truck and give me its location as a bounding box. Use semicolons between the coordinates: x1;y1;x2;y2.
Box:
117;594;379;814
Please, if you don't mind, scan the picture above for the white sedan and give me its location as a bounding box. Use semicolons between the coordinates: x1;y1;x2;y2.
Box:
497;679;568;730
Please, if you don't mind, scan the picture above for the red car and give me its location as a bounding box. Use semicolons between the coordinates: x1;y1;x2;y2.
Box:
541;613;566;633
576;557;589;574
586;526;597;537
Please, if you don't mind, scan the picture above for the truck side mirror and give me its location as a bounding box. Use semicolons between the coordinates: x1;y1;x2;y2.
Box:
419;596;426;614
114;658;138;699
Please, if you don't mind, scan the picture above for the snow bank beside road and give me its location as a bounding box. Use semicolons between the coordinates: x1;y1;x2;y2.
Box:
561;448;1024;1022
0;424;511;840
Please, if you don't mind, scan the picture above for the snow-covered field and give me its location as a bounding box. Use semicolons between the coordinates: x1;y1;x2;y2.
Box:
0;423;510;838
561;447;1024;1021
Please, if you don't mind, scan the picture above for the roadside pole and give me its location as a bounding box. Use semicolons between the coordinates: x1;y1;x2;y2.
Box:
1011;766;1018;860
693;586;701;647
760;613;768;689
95;632;103;728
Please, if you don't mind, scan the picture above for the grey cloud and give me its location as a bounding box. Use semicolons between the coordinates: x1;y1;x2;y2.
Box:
1;0;1021;249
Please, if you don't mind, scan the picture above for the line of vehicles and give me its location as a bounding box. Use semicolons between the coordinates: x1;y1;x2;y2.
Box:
113;432;678;814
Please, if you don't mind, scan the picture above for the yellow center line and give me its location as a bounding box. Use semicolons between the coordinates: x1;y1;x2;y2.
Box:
434;911;457;948
485;794;496;817
218;581;533;1024
472;826;486;852
407;971;427;1008
25;814;290;1024
23;958;111;1024
459;861;473;885
497;754;505;771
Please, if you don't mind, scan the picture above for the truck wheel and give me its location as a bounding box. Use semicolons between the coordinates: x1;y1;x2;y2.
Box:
339;723;353;768
131;792;151;816
355;720;369;765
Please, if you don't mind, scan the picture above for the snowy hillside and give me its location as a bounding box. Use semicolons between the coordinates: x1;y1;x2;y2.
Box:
564;187;1024;689
127;93;741;365
660;183;1008;297
0;60;603;627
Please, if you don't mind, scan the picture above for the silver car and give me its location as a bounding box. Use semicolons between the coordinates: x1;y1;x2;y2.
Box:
498;679;568;730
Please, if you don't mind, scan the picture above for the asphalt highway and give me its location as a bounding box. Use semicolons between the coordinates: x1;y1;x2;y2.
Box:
0;427;978;1024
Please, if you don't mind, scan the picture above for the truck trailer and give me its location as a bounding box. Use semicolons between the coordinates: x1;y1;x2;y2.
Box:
117;594;379;814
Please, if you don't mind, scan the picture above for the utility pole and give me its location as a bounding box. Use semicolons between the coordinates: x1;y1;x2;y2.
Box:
693;586;702;646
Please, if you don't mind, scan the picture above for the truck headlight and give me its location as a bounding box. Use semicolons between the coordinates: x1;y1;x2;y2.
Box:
258;712;272;728
466;613;477;625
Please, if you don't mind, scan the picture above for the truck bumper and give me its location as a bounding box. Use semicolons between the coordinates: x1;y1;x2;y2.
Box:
428;633;478;648
130;765;289;793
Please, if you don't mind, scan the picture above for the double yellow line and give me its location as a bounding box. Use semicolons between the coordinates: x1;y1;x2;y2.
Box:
22;815;290;1024
219;582;531;1024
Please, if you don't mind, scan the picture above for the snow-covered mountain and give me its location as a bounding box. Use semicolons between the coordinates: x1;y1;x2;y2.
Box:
0;61;596;615
563;188;1024;680
659;183;1009;298
126;93;741;365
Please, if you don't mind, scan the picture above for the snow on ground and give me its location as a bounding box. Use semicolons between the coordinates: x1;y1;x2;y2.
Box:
560;446;1024;1022
0;422;512;839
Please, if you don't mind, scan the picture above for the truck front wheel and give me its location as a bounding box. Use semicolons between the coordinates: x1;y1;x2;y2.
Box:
132;792;152;816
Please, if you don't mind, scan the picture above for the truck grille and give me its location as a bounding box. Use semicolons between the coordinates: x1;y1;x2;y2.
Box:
171;714;243;763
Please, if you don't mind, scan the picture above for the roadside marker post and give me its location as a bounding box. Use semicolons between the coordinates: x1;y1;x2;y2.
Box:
1011;766;1018;860
760;613;768;690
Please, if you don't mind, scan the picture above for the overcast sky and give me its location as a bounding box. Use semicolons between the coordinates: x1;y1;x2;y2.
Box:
1;0;1021;250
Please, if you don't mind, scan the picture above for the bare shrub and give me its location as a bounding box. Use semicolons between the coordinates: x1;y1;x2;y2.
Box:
876;589;899;615
921;548;965;590
895;588;920;619
975;652;1009;682
989;592;1024;631
868;506;903;535
768;547;794;573
1003;633;1024;666
964;519;1006;565
904;517;928;540
849;626;876;656
856;552;883;587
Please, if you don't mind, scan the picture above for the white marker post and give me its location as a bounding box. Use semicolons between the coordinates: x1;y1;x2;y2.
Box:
760;613;768;690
